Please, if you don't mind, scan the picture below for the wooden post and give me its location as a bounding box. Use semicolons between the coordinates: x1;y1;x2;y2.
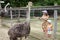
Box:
18;10;20;22
0;1;4;27
54;3;58;39
0;4;1;27
0;12;1;27
33;10;34;18
10;7;13;27
0;4;1;9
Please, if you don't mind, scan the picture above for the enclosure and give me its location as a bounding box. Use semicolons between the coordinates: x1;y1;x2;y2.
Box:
0;1;60;40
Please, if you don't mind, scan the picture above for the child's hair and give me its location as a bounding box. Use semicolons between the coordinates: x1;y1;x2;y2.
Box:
45;13;48;16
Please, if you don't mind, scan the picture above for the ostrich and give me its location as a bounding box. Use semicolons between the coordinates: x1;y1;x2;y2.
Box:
8;21;30;40
0;3;10;17
8;4;31;40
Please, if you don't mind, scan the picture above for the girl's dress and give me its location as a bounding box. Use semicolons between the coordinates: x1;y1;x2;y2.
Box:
47;27;52;34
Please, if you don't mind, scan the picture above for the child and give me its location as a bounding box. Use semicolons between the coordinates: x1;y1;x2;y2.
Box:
41;10;49;33
47;20;53;38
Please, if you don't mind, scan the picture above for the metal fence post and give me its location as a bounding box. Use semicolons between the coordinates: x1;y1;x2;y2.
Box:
54;3;58;39
10;7;13;27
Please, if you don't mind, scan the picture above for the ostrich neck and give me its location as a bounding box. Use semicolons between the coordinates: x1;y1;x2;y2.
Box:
26;6;30;23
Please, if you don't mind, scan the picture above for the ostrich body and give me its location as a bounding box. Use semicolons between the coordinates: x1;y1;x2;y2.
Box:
8;22;30;40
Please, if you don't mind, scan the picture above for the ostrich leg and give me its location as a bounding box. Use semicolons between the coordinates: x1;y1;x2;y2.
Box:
10;37;17;40
10;37;13;40
20;37;22;40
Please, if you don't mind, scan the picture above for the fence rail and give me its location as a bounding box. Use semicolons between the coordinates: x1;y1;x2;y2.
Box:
0;6;60;11
7;6;60;10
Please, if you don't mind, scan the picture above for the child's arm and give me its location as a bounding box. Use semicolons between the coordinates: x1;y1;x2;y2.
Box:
42;22;45;29
50;24;53;31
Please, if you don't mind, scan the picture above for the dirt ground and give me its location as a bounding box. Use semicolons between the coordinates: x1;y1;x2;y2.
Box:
0;18;60;40
0;26;40;40
0;27;9;40
0;25;53;40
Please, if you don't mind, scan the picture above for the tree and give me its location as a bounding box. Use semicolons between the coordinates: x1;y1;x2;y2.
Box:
1;0;60;7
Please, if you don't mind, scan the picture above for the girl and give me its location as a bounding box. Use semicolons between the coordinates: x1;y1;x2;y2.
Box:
47;20;53;38
40;10;49;33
